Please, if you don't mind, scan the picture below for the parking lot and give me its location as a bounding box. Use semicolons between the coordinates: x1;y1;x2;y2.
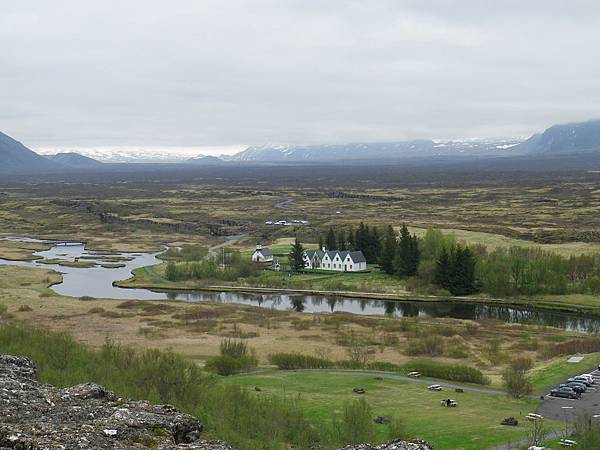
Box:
537;367;600;422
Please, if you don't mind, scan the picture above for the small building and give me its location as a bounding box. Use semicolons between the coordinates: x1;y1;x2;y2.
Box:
303;248;367;272
251;244;273;263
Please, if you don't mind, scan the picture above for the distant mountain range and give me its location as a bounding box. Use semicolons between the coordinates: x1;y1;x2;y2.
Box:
45;152;103;168
2;119;600;174
219;139;523;162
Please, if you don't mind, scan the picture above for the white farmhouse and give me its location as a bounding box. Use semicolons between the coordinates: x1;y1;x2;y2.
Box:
251;244;273;263
303;248;367;272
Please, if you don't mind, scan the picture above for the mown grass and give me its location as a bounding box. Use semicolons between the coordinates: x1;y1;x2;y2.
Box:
222;370;549;450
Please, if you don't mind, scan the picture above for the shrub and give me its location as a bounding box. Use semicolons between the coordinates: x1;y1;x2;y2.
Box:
543;337;600;358
268;353;333;370
447;346;469;359
403;360;491;385
503;366;533;398
205;339;257;376
405;335;445;357
330;398;375;444
205;355;257;376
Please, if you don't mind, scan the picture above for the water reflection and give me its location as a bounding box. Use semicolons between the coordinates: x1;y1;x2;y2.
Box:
1;238;599;333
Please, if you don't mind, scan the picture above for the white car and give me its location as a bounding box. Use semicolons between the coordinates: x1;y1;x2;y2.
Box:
526;413;544;421
428;384;443;391
579;374;595;383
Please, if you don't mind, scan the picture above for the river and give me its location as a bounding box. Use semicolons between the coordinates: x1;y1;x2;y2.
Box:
1;237;599;333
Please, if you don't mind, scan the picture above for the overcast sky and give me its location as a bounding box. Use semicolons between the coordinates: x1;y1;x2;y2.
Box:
2;0;600;156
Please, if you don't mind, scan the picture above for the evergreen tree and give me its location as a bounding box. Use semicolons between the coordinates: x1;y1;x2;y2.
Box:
288;238;305;273
347;226;355;249
443;245;478;296
326;227;337;250
369;227;382;263
380;225;397;274
434;246;451;289
318;235;324;250
394;224;420;277
337;230;347;251
355;222;368;254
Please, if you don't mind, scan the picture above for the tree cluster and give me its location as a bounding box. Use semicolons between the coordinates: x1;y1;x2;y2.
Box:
433;245;477;296
319;223;381;263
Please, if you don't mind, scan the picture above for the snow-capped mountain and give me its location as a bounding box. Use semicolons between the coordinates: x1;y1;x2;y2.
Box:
222;138;524;162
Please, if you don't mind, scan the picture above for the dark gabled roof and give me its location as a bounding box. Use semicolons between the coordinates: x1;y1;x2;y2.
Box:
347;251;366;263
256;248;273;257
304;249;324;259
304;249;366;263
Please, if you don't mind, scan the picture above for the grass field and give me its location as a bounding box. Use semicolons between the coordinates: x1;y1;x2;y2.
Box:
221;370;551;450
410;227;600;257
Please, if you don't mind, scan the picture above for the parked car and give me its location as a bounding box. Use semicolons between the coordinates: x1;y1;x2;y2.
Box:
568;376;592;386
578;373;595;384
428;384;443;391
550;387;579;399
560;382;586;393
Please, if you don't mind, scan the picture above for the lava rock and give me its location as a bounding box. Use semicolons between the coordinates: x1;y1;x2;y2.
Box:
0;354;229;449
337;439;435;450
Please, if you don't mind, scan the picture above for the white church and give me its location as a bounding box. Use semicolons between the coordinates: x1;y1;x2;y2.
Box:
251;244;273;263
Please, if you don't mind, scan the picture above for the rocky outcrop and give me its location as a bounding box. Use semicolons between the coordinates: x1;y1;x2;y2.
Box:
0;355;230;449
338;440;434;450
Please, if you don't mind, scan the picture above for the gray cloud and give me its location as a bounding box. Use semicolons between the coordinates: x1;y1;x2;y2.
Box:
1;0;599;151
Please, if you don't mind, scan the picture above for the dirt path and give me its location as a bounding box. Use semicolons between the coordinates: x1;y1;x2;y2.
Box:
207;234;248;259
274;198;295;209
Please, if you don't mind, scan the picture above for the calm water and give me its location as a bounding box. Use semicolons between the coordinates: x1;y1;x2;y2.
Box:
1;237;599;333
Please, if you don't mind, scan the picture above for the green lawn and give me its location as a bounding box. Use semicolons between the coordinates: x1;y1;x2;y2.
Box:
222;370;553;450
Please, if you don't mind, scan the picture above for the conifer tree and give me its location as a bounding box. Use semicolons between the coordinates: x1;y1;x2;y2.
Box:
318;235;324;250
325;227;337;250
288;238;305;273
347;226;355;249
394;224;420;277
337;230;347;251
380;225;397;275
434;246;451;289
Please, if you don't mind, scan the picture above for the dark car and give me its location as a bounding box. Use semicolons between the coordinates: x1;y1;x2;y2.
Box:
550;387;579;399
560;382;586;393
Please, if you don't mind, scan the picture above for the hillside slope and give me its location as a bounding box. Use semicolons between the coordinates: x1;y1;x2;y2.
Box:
0;131;62;173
